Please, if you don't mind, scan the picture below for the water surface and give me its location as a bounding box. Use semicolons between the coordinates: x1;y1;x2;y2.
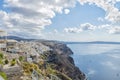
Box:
67;44;120;80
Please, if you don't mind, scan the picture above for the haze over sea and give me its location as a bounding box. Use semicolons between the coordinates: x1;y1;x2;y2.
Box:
67;43;120;80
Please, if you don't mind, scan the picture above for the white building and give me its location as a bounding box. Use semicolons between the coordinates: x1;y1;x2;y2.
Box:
0;30;7;50
0;30;17;52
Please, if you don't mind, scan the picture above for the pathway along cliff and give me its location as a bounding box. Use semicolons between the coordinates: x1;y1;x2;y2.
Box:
40;40;86;80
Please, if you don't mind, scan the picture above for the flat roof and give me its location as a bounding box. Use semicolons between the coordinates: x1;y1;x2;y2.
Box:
0;39;17;43
0;30;7;36
7;39;17;42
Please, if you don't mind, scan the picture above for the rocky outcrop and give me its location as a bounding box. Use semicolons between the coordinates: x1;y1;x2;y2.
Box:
40;41;86;80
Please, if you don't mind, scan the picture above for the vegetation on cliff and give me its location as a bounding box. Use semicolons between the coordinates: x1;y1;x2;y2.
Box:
0;72;7;80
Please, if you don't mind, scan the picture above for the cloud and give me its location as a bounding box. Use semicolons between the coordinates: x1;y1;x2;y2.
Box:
64;23;96;33
64;23;120;35
98;24;111;29
64;27;83;33
0;0;76;38
98;17;104;22
97;24;120;34
105;8;120;24
81;23;96;30
78;0;120;24
0;0;120;38
53;29;58;33
64;9;70;14
109;27;120;34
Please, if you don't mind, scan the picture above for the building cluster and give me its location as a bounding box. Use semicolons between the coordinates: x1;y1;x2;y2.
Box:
0;30;17;52
0;30;55;80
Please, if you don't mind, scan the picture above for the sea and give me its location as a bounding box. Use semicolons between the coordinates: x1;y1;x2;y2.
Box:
67;43;120;80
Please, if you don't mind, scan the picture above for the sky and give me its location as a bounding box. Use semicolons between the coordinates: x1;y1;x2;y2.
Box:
0;0;120;42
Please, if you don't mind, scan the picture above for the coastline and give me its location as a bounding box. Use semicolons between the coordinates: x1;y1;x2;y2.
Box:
40;40;86;80
0;39;86;80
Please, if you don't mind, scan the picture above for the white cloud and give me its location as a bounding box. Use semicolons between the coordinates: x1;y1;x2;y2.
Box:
64;9;70;14
98;17;104;22
109;27;120;34
98;24;111;29
64;23;120;35
0;0;76;38
64;27;82;33
78;0;120;24
53;29;58;33
64;23;96;33
105;8;120;24
0;0;120;38
81;23;96;30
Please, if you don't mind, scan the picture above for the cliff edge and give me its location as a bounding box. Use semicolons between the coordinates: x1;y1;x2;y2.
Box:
40;41;86;80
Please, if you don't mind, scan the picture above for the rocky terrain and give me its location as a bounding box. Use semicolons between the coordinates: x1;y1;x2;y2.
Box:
39;41;86;80
0;39;86;80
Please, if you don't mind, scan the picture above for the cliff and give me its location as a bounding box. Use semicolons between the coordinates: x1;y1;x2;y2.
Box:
40;41;86;80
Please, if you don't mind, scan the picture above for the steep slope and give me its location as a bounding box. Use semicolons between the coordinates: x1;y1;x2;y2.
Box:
40;41;86;80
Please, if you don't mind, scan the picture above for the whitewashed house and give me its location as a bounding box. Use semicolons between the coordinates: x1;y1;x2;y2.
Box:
0;30;18;52
0;30;7;51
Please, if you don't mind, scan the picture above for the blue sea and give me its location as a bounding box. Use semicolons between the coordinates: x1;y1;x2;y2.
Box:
67;43;120;80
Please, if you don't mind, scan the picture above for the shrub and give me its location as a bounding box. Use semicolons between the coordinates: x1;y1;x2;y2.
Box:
10;61;16;66
10;59;16;66
4;59;9;64
12;58;16;61
19;56;24;61
0;59;3;64
0;53;4;60
0;72;8;80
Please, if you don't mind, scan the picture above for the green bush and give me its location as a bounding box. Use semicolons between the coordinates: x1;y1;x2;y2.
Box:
4;59;9;64
0;59;3;65
19;56;24;61
0;53;4;60
10;61;16;66
10;59;16;66
0;72;8;80
12;58;16;62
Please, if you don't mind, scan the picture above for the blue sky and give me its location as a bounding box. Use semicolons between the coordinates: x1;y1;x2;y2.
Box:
0;0;120;41
45;3;106;31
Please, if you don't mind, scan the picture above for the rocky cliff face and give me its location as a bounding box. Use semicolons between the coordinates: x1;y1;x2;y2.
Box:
40;41;86;80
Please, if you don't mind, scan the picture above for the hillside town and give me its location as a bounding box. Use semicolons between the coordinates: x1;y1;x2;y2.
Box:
0;30;59;80
0;30;85;80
